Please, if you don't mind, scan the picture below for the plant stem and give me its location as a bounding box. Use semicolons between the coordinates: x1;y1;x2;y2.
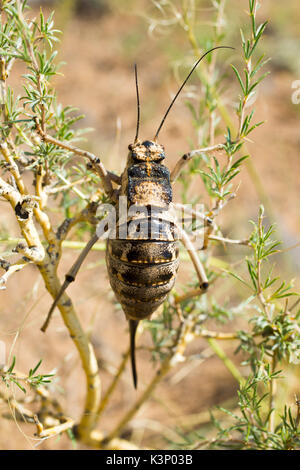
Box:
38;254;101;439
96;348;130;420
105;317;196;442
268;353;277;433
207;338;244;384
0;237;105;251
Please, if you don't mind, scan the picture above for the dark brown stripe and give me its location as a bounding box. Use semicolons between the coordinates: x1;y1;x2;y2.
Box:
108;239;179;265
107;251;178;287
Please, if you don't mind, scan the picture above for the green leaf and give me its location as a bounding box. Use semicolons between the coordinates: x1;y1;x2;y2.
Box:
225;270;252;289
7;356;16;373
11;379;26;394
231;64;245;94
29;359;42;377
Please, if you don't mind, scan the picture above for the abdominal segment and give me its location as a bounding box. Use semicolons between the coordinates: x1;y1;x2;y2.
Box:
106;236;179;320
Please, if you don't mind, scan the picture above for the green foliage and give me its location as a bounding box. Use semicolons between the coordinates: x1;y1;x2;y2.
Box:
207;372;300;450
1;356;54;393
164;203;300;449
0;0;99;216
199;155;248;200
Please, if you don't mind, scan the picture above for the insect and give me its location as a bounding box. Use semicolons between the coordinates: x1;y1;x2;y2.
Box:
40;46;232;388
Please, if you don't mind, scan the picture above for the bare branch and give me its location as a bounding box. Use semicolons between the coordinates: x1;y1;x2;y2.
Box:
0;259;29;289
0;142;27;194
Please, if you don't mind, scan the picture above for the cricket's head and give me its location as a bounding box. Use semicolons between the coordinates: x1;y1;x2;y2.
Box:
128;140;165;163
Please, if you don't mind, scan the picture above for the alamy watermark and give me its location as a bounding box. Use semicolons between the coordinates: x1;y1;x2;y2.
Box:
95;197;207;250
291;80;300;104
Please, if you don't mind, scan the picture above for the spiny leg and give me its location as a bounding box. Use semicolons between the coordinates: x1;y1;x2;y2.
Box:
107;171;122;186
170;144;225;183
175;223;250;304
42;207;114;332
179;226;209;291
34;117;119;200
41;232;101;332
172;202;214;228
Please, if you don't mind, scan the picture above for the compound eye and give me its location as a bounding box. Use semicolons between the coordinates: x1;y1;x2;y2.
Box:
142;140;153;149
128;143;134;150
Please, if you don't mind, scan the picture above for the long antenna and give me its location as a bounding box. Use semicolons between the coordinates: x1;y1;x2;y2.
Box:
154;46;234;141
134;63;140;143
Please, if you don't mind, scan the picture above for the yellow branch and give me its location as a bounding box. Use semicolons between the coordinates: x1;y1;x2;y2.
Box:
38;257;101;439
0;142;27;195
0;177;44;262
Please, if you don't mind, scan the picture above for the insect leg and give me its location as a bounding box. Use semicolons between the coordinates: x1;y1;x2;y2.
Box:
179;227;209;291
170;144;224;183
173;202;214;228
34;117;116;198
41;210;114;332
107;171;122;186
41;232;100;332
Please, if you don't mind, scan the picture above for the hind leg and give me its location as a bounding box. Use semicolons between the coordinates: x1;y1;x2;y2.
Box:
179;227;208;290
41;212;114;332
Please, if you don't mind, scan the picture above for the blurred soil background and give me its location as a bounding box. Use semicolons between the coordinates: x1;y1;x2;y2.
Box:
0;0;299;449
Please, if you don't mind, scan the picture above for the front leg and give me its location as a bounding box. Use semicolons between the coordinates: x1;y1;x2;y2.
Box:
34;117;119;200
170;143;225;183
107;171;122;186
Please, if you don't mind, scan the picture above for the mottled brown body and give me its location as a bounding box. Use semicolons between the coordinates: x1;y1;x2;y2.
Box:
105;140;179;387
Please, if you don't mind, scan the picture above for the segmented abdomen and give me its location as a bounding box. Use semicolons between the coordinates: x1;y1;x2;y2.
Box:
106;228;179;321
